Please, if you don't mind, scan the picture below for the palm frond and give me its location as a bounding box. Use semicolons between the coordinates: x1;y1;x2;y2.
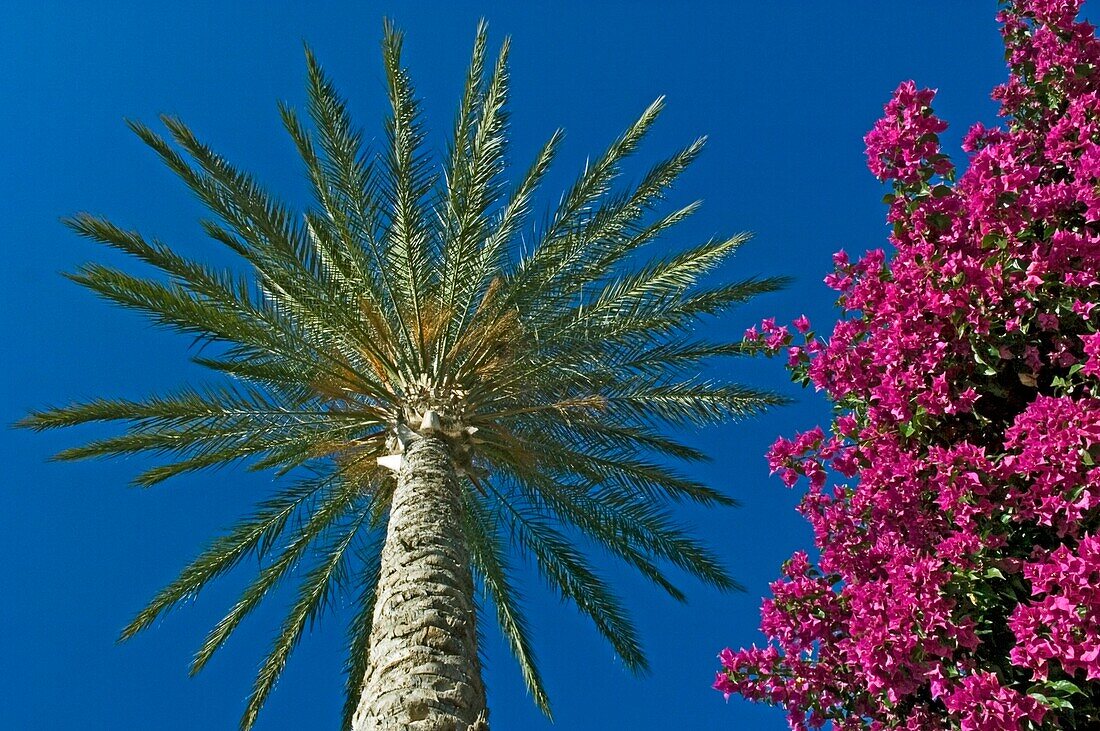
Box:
503;467;690;601
190;471;369;674
481;423;735;507
437;25;511;365
119;475;330;641
604;379;790;427
240;508;373;731
297;46;415;372
463;491;551;717
503;97;665;311
486;480;648;673
379;20;435;367
522;138;709;320
461;128;561;318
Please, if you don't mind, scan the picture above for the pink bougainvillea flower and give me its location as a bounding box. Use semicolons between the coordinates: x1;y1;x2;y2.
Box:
715;2;1100;727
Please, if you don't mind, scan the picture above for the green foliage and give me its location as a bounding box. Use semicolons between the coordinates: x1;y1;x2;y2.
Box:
21;20;786;730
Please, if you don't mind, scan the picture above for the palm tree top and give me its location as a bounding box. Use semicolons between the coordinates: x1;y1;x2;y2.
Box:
21;19;788;730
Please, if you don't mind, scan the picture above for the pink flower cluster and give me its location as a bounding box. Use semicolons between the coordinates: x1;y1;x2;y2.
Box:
1002;396;1100;535
1009;535;1100;683
722;2;1100;728
942;672;1047;731
864;81;953;186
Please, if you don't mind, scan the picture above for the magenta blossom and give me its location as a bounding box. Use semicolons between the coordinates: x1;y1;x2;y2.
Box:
716;2;1100;727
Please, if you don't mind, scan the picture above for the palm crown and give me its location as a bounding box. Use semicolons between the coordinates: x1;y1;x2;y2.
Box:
22;21;787;730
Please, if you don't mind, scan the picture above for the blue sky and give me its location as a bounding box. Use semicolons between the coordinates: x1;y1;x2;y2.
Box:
0;2;1069;729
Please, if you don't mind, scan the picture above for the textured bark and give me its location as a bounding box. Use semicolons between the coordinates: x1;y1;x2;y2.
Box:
352;434;487;731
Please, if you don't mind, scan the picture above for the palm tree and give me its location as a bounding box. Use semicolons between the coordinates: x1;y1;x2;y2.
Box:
21;20;787;731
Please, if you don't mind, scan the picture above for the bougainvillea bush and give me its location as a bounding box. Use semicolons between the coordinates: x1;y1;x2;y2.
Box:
716;1;1100;728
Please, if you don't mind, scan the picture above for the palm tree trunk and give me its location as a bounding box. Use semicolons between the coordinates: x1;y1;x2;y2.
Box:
352;433;487;730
